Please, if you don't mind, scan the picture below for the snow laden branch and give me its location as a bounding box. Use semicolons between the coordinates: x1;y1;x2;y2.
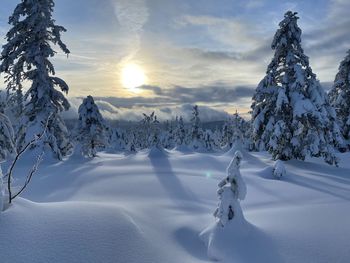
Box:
6;115;51;204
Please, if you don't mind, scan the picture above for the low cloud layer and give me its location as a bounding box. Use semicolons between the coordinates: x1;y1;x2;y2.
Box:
63;97;231;122
63;82;254;121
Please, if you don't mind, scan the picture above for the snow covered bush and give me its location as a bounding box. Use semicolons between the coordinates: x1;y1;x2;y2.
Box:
273;160;286;179
329;49;350;144
214;151;247;226
251;11;342;165
0;0;73;159
200;151;248;260
75;96;108;157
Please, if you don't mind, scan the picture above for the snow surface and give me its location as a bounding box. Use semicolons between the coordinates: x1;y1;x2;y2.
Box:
1;149;350;263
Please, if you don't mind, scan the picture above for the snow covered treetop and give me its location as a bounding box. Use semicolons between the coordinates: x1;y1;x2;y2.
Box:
78;96;105;125
268;11;312;78
272;11;301;50
333;49;350;91
225;151;246;200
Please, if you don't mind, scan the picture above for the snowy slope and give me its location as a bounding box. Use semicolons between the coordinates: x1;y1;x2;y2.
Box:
0;149;349;263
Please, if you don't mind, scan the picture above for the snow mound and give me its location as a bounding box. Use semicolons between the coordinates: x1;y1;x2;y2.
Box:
223;142;243;156
0;199;158;263
200;221;281;262
1;151;349;263
147;146;168;158
172;145;193;154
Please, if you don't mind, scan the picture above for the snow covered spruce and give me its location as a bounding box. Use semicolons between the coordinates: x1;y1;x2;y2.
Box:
200;151;247;260
0;0;73;160
190;105;204;150
251;11;343;165
329;49;350;145
74;96;108;157
174;116;187;148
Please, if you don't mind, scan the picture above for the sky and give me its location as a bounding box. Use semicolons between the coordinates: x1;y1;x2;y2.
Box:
0;0;349;121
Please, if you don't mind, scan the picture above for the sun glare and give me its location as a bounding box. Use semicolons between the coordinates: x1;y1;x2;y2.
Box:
121;63;147;92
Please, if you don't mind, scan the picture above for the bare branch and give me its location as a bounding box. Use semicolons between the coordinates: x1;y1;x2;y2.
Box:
7;114;51;204
11;152;43;200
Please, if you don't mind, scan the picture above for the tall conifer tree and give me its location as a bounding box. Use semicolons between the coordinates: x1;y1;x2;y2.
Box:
329;50;350;142
251;11;342;165
0;0;73;159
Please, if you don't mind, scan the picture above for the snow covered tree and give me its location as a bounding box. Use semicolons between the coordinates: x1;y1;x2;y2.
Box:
75;96;108;157
190;105;204;149
126;131;137;153
214;151;246;226
0;0;73;159
222;118;234;148
162;120;175;149
174;116;187;146
203;130;214;151
141;112;162;149
231;111;245;148
329;50;350;143
212;127;223;150
251;11;342;165
109;128;126;152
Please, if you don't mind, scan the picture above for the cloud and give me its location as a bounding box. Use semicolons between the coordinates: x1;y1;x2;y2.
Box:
244;0;264;9
176;15;264;52
301;0;350;81
113;0;149;33
139;84;254;104
63;82;254;121
112;0;149;62
65;97;231;122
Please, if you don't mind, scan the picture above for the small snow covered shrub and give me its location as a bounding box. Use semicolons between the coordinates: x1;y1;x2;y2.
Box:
273;160;286;179
214;151;247;226
200;151;248;260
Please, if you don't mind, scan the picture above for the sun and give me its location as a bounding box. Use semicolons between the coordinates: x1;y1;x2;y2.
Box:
121;63;147;91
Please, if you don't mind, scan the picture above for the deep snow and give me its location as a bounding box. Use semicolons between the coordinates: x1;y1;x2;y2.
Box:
0;149;349;263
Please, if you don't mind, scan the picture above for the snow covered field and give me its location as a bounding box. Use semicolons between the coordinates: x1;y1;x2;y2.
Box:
0;148;349;263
